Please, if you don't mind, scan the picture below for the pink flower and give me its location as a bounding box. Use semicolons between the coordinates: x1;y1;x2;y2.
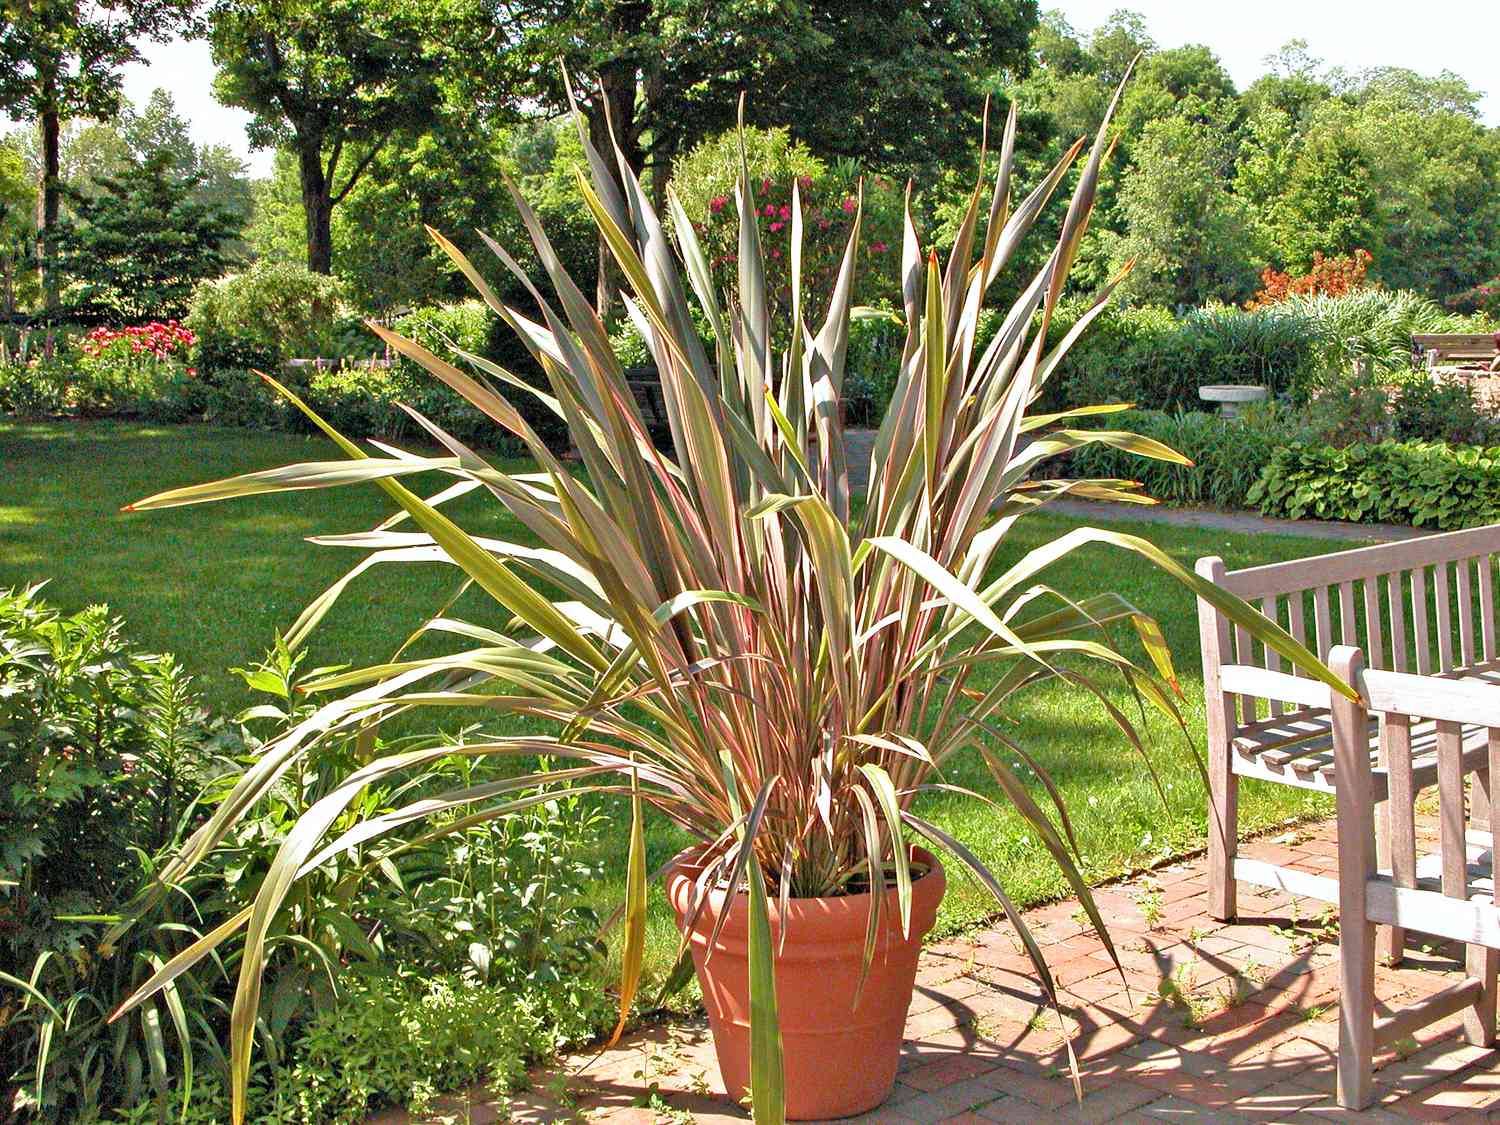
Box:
841;197;856;214
779;204;790;220
769;221;783;232
708;195;728;214
764;203;777;217
771;248;782;259
871;241;888;254
798;175;812;190
761;178;772;195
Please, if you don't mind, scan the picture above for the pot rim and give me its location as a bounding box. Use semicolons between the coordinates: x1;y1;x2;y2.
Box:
664;844;946;942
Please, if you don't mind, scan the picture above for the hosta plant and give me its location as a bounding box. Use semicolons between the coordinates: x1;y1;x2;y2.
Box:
111;83;1349;1122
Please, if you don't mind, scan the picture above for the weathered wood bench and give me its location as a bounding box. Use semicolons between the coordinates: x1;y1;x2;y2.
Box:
1323;645;1500;1108
1196;524;1500;961
1412;332;1500;369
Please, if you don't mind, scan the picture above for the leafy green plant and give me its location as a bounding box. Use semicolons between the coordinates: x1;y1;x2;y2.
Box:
1065;406;1301;509
115;85;1347;1124
0;584;233;1120
1249;440;1500;529
187;260;351;372
1392;377;1498;446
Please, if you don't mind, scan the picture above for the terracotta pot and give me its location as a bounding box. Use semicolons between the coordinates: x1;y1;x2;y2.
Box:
665;846;946;1120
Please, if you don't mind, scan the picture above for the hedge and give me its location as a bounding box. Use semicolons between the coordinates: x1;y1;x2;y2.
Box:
1247;441;1500;530
1064;408;1296;510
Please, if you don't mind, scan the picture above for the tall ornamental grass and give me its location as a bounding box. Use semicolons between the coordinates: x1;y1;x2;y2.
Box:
110;82;1345;1122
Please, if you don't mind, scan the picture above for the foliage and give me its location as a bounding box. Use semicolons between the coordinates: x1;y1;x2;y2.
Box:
0;585;615;1122
672;126;905;324
1059;300;1321;409
1273;113;1382;274
843;307;907;427
0;0;197;304
1111;116;1257;308
1065;406;1302;509
0;355;74;417
1249;249;1372;309
116;83;1345;1124
50;149;244;321
206;0;449;273
1249;440;1500;530
0;584;232;1119
1449;278;1500;319
1391;377;1500;446
188;260;354;371
0;136;31;316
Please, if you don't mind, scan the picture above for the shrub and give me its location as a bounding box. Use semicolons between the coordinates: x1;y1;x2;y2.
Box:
276;974;583;1124
671;126;903;323
188;260;353;371
1248;441;1500;529
0;590;611;1122
1058;301;1321;409
1248;249;1373;308
0;585;232;1118
1066;406;1303;509
1392;377;1499;445
843;305;905;426
0;357;74;417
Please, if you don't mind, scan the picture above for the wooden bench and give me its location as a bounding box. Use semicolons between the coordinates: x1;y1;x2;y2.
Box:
1412;332;1500;369
1196;524;1500;962
1327;646;1500;1107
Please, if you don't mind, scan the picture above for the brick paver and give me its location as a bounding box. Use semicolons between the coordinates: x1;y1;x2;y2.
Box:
377;812;1500;1123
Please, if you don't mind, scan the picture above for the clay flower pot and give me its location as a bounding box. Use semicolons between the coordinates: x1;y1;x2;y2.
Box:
665;846;946;1120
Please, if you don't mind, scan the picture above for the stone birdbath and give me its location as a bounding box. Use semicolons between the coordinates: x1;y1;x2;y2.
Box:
1198;384;1268;418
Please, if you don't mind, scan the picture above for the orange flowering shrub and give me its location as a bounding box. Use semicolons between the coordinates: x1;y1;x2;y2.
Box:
1248;249;1372;309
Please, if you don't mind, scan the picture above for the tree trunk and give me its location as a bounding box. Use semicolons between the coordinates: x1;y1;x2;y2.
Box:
35;106;60;311
297;134;334;275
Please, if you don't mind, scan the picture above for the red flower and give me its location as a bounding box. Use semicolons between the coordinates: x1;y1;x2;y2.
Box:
708;195;728;214
841;197;856;214
871;241;888;254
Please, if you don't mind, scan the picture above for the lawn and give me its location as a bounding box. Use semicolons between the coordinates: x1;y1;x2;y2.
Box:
1;419;1351;983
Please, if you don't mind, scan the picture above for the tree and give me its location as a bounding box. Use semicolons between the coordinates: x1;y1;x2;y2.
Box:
0;0;196;308
1276;116;1381;273
1112;116;1256;307
0;137;31;315
206;0;448;274
121;86;196;172
51;148;243;320
499;0;1037;311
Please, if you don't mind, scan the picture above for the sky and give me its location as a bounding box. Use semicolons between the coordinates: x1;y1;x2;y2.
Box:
115;0;1499;181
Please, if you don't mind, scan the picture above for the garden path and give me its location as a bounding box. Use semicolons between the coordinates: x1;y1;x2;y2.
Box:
842;427;1426;544
378;810;1500;1123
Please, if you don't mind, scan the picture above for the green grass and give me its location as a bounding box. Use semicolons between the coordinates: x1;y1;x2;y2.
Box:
0;419;1350;986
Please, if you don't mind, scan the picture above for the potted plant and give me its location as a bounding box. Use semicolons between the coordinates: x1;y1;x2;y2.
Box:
109;84;1349;1123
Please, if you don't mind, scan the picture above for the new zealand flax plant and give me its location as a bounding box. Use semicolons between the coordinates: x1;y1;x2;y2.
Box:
109;76;1351;1122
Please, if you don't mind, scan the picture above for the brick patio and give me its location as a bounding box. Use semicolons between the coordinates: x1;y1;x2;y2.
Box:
389;813;1500;1123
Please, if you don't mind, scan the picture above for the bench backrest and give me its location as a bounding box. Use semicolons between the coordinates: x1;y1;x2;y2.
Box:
1412;333;1500;364
1197;524;1500;737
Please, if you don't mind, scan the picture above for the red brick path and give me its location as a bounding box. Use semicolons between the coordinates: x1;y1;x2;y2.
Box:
385;815;1500;1123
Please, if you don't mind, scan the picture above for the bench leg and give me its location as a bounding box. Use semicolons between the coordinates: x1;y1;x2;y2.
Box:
1334;673;1377;1111
1464;741;1500;1045
1208;749;1238;922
